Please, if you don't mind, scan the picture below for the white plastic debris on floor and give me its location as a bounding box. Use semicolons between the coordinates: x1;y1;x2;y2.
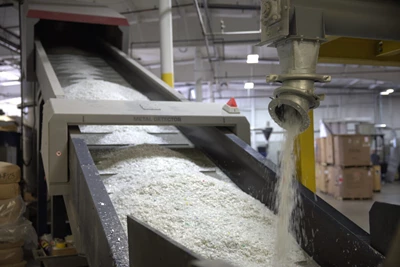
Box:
99;145;306;267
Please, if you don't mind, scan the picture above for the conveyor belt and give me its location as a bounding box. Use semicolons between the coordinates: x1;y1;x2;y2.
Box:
43;43;385;267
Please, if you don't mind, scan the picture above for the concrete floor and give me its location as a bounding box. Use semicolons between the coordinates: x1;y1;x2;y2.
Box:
318;181;400;233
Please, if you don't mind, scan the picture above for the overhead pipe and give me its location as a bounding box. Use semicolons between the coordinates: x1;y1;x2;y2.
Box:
0;36;20;53
130;38;262;49
207;29;261;36
0;25;20;39
193;0;215;78
121;3;260;15
159;0;175;87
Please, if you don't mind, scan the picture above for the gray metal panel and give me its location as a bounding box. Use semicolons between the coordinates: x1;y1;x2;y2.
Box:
128;216;201;267
118;26;130;54
35;41;65;100
21;1;38;82
67;136;128;267
41;98;250;195
291;0;400;41
259;0;290;45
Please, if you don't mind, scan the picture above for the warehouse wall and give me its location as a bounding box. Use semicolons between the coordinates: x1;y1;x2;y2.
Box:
189;87;399;164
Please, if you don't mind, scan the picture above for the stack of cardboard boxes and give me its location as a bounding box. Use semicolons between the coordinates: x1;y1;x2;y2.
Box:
0;162;26;267
315;136;334;193
315;135;374;199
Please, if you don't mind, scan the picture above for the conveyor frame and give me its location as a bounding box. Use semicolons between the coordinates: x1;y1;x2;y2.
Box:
32;20;385;267
42;98;250;195
67;123;386;267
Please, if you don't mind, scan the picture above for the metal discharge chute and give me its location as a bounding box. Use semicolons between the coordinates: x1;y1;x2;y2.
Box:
260;0;400;131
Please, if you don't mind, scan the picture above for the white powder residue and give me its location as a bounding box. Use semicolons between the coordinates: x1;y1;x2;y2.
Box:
274;108;303;265
100;145;306;267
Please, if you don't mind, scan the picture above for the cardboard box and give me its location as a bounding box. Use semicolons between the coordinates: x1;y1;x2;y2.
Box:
372;165;381;192
0;240;23;250
315;164;321;190
315;138;321;163
0;248;23;265
51;247;77;256
326;135;334;164
327;166;336;196
315;138;327;163
334;135;371;167
0;184;20;200
0;162;20;184
0;261;27;267
315;163;329;193
329;166;373;199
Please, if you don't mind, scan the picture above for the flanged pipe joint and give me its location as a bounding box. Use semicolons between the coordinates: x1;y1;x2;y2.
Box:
268;40;330;133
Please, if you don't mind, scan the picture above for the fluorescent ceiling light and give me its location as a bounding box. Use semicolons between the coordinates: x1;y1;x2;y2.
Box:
246;54;259;64
244;82;254;89
0;71;19;81
0;81;20;86
380;91;390;95
386;89;394;94
375;124;387;128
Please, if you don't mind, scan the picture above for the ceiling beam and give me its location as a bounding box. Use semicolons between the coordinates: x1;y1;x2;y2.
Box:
0;25;19;39
0;3;13;8
0;36;20;53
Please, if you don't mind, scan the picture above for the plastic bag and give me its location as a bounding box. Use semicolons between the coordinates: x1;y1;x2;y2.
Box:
0;196;25;226
0;217;38;250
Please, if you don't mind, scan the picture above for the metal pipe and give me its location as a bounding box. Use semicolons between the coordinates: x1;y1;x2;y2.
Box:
292;0;400;41
200;92;379;101
159;0;175;87
193;0;215;79
130;38;261;48
206;29;261;36
202;0;219;60
121;3;260;14
174;0;191;42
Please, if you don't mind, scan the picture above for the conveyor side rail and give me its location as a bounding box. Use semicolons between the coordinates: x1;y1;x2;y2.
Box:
68;131;129;267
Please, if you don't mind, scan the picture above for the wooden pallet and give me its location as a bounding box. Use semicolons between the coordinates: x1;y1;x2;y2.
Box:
336;165;373;169
335;197;372;201
318;162;334;167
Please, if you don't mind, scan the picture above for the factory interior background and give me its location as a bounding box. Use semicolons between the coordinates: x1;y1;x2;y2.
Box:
0;0;400;266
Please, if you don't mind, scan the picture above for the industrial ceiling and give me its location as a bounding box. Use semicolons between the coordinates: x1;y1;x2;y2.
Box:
0;0;400;105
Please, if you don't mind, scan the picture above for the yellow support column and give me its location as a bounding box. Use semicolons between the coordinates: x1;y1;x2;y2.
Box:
159;0;174;88
161;73;174;88
295;111;316;192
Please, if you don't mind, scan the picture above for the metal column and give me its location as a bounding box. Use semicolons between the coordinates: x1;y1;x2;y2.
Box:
159;0;174;87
